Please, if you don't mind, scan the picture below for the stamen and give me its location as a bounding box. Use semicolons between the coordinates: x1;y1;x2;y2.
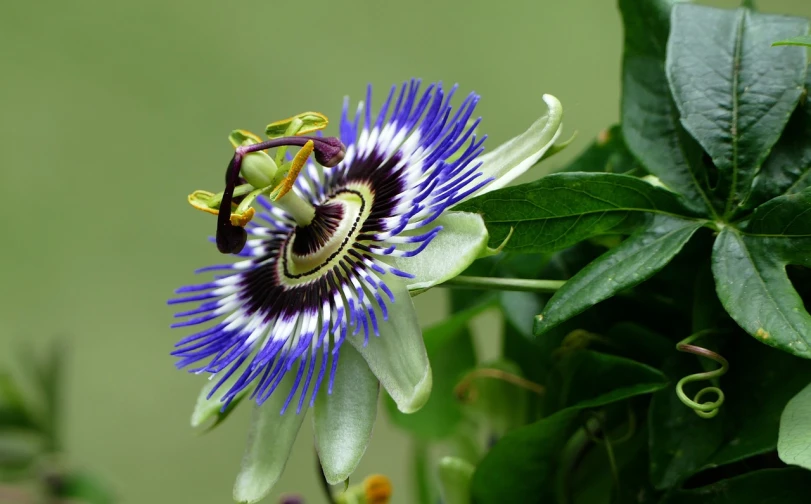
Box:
216;136;346;254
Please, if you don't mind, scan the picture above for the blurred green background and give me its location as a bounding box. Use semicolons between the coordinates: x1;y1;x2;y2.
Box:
2;0;810;502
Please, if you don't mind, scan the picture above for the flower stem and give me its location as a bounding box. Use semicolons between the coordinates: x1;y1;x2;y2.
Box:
441;276;565;293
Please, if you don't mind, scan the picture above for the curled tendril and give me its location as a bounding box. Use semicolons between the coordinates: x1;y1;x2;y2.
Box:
453;368;545;404
675;330;729;419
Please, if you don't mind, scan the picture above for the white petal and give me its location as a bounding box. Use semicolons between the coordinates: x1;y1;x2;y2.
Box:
348;276;432;414
388;211;489;291
467;94;563;200
233;372;308;503
313;344;380;485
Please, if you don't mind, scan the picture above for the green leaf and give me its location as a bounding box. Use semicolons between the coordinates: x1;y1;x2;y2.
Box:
712;228;811;358
666;4;808;214
536;215;703;335
747;70;811;207
470;351;667;503
456;172;697;254
743;188;811;237
659;468;811;503
559;125;640;174
648;355;725;489
385;301;492;439
773;35;811;47
710;333;811;466
544;350;668;414
619;0;714;214
778;381;811;470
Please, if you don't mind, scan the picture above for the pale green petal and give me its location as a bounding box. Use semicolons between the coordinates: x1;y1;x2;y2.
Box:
438;457;475;504
190;366;249;429
386;211;489;291
233;372;308;504
468;94;564;199
348;277;432;414
314;344;380;485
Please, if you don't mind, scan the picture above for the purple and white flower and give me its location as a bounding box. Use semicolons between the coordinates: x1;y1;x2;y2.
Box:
168;80;563;502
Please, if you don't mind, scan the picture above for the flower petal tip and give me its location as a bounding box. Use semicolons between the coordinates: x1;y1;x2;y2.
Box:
395;364;432;414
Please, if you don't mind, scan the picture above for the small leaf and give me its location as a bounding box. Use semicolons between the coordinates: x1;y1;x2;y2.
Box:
778;381;811;470
619;0;714;214
666;4;808;214
712;228;811;357
536;215;703;335
470;351;667;503
456;172;697;254
385;301;492;439
659;468;811;503
773;35;811;47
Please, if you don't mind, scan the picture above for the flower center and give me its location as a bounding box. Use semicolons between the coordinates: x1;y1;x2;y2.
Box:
280;186;372;283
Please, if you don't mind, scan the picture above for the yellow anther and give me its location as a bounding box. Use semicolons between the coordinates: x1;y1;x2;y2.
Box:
229;207;255;227
270;140;314;200
188;190;254;227
363;474;392;504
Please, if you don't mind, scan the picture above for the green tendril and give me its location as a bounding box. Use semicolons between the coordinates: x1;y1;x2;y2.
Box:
675;330;729;419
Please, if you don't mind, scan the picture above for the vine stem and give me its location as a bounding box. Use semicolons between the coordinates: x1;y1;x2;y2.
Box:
454;368;546;404
675;330;729;419
440;276;565;293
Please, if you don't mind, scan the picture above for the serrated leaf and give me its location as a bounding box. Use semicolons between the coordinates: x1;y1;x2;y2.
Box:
666;4;808;214
619;0;714;214
712;228;811;357
536;215;703;335
470;351;667;503
384;301;492;439
455;172;697;254
659;468;811;503
778;381;811;470
747;70;811;207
